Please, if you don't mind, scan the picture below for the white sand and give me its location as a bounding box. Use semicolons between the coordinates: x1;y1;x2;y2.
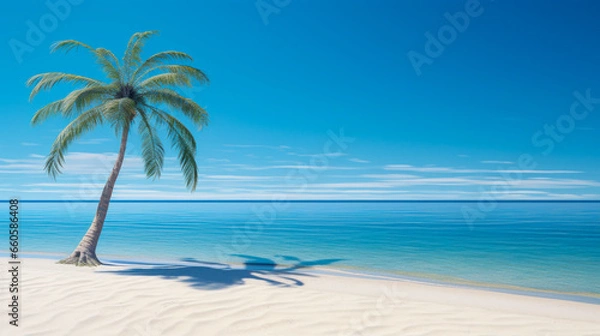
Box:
3;258;600;336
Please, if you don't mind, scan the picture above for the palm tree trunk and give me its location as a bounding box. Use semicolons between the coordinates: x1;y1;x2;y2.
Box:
59;123;130;266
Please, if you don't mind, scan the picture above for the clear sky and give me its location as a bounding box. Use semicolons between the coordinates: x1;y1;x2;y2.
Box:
1;0;600;200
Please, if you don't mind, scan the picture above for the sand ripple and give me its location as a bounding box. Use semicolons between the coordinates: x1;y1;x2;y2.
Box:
4;258;600;336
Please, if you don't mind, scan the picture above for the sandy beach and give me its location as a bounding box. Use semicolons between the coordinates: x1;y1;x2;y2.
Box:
4;257;599;336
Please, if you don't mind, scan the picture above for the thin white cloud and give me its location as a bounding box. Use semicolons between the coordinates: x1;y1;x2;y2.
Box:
361;174;419;179
223;144;290;150
481;160;514;165
21;142;39;146
221;163;359;171
288;152;347;158
361;176;600;189
349;158;370;163
77;138;111;145
3;150;600;200
203;175;271;181
384;164;581;174
0;152;144;176
205;158;230;163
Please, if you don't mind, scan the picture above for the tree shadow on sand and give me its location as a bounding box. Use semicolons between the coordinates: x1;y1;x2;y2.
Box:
102;255;344;290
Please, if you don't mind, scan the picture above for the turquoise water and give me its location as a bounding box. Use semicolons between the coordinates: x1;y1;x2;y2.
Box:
4;201;600;297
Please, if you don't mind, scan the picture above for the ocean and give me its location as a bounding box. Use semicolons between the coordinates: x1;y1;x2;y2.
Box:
4;201;600;301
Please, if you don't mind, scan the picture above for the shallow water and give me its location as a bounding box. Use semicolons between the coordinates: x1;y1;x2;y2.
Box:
5;201;600;297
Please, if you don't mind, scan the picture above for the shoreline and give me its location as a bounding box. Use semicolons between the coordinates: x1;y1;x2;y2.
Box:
8;251;600;306
6;257;600;335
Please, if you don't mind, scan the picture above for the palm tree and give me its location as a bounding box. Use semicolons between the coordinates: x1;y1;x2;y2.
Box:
27;31;209;266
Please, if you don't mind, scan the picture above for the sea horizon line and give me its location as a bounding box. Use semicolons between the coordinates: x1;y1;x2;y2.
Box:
14;199;600;203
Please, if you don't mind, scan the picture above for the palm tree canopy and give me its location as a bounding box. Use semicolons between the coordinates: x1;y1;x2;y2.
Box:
27;31;209;191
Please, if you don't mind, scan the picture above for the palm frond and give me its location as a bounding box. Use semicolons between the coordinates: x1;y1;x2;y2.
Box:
137;109;164;179
61;85;118;114
142;88;208;129
123;31;159;74
102;98;137;133
138;73;192;90
132;51;194;81
27;72;103;101
50;40;94;53
140;65;208;84
45;107;105;178
95;48;122;82
33;31;209;190
31;99;64;125
51;39;122;82
145;105;198;190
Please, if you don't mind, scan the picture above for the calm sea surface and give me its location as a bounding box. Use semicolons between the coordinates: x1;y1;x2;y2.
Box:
4;201;600;298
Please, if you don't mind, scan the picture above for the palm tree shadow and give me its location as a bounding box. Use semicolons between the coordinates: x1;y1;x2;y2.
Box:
102;255;344;290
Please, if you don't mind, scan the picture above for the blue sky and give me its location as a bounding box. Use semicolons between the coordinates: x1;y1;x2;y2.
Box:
1;0;600;200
